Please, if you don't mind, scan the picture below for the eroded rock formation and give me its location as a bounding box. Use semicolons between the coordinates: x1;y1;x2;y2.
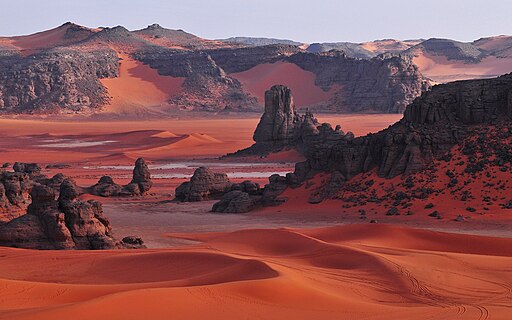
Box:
229;85;345;156
0;163;145;250
175;167;232;201
0;23;431;114
233;75;512;206
0;180;145;250
282;74;512;202
89;158;152;197
0;171;33;223
0;179;144;249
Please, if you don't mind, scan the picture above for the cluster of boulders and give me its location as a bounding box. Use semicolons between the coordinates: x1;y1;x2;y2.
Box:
89;158;153;197
0;179;143;249
0;160;148;250
174;167;285;213
175;167;231;201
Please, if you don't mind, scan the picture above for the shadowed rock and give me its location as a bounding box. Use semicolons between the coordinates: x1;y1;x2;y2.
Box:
212;191;256;213
89;158;152;197
0;171;33;223
0;180;145;250
175;167;232;201
13;162;41;175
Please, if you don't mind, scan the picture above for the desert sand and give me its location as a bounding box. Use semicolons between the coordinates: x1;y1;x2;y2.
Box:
413;52;512;83
99;54;185;114
231;61;338;106
0;224;510;319
0;114;510;319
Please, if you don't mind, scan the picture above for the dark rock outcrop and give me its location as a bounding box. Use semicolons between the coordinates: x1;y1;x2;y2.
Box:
229;85;343;157
0;48;119;113
130;158;153;195
231;74;512;207
175;167;232;201
253;85;302;144
0;171;33;223
212;180;264;213
282;73;512;201
212;190;256;213
13;162;41;175
89;158;152;197
0;180;144;250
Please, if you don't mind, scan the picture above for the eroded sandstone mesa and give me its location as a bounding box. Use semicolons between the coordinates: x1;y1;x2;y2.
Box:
253;85;301;144
274;73;512;203
0;171;33;223
175;167;232;201
90;158;153;197
0;22;431;114
0;179;145;250
0;164;145;250
174;167;266;212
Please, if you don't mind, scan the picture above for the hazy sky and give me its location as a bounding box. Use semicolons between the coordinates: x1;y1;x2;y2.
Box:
1;0;511;43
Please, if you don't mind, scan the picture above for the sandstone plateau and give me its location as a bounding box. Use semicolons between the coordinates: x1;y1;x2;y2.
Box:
0;22;431;115
230;76;512;224
0;160;148;249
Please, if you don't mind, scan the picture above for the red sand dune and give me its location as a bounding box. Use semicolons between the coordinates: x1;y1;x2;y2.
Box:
231;61;337;106
0;224;509;319
100;54;184;114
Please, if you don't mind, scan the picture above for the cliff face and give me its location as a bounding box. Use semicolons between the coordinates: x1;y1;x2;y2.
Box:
295;74;512;184
133;48;258;111
0;48;118;113
0;23;432;114
287;51;431;113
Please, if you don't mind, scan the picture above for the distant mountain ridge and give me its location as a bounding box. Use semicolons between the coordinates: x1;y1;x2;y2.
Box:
0;22;509;116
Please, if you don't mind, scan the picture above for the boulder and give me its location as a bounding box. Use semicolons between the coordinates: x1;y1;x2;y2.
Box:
13;162;41;175
212;191;256;213
175;167;231;201
89;158;152;197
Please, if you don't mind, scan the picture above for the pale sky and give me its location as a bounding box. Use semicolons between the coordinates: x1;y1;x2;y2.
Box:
1;0;511;43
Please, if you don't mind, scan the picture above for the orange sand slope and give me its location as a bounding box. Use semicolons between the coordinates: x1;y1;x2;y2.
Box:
1;224;510;320
414;52;512;83
99;54;184;114
231;61;337;106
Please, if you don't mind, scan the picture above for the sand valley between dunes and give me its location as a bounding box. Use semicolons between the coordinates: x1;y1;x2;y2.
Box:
0;224;510;319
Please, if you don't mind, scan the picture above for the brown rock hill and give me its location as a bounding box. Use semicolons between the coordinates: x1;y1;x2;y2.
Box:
276;73;512;204
0;23;431;114
0;163;145;250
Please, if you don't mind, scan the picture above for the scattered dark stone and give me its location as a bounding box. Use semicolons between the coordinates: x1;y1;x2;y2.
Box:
428;211;441;218
386;207;399;216
454;215;465;222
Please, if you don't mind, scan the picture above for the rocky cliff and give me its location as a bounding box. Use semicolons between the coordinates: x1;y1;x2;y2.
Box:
294;74;512;182
0;48;118;113
287;51;430;113
0;163;145;249
0;23;432;114
234;76;512;205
